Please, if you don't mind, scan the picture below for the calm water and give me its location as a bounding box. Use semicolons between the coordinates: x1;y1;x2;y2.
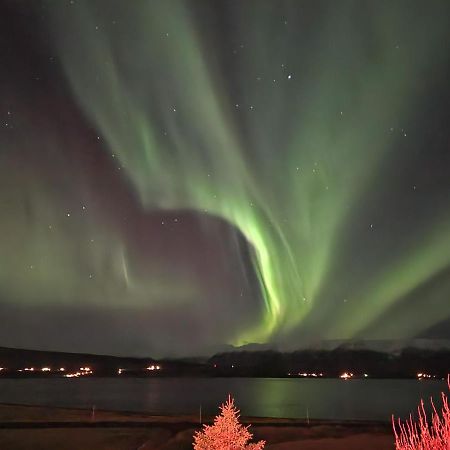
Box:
0;378;446;421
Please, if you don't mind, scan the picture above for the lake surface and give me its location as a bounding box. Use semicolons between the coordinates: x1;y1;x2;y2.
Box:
0;378;447;421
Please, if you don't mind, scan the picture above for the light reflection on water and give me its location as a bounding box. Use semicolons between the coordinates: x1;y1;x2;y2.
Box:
0;377;446;421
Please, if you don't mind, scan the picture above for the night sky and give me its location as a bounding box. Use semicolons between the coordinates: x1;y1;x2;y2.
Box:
1;0;449;357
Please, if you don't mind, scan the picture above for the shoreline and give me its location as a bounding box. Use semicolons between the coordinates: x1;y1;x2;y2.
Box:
0;401;393;425
0;403;395;449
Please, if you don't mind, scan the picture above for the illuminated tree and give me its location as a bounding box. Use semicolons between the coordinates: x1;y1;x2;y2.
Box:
193;396;265;450
392;377;450;449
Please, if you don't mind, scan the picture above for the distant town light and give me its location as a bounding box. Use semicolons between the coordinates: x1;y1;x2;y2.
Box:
64;372;81;378
417;372;434;380
41;367;51;372
339;372;354;380
64;367;93;378
296;372;324;378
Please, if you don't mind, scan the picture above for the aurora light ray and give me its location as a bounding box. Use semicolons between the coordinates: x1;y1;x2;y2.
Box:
1;1;449;356
44;0;450;346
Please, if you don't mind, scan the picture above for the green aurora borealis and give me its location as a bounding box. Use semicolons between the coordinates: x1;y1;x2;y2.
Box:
1;0;449;356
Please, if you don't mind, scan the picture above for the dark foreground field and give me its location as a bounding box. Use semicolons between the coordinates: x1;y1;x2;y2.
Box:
0;404;394;449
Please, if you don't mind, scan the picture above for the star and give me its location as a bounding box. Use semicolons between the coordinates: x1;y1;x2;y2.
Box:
1;0;449;357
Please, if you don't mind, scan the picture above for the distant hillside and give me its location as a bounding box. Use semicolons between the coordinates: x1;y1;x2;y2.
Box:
232;339;450;354
1;343;449;378
0;346;206;377
0;346;153;374
209;347;450;378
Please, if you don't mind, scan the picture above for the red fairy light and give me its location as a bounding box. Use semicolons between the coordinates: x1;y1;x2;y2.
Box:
392;376;450;449
193;396;265;450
